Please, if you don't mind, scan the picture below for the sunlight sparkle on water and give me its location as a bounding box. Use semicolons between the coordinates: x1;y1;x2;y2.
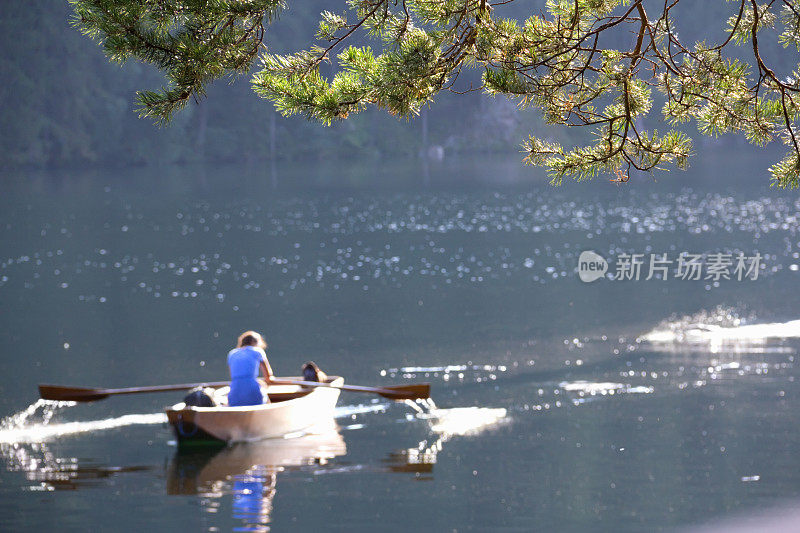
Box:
4;191;800;304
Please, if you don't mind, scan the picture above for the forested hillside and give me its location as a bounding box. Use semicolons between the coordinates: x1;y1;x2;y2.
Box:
0;1;788;170
2;1;540;168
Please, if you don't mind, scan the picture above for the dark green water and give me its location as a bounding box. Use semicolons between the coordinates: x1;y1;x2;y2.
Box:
2;151;800;531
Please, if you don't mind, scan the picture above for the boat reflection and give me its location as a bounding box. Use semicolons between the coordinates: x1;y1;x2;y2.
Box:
1;440;153;491
382;448;435;477
166;405;510;529
167;426;347;532
0;399;508;529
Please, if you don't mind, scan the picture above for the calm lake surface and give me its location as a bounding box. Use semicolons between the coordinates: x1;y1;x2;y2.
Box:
2;150;800;531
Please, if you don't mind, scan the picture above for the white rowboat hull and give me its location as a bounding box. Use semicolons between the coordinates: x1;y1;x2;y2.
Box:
165;377;343;444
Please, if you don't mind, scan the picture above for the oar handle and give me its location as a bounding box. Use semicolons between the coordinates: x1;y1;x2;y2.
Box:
40;378;430;402
270;379;430;400
39;381;231;402
97;382;231;395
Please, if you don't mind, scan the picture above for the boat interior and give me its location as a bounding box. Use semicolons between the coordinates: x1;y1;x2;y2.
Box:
176;377;340;408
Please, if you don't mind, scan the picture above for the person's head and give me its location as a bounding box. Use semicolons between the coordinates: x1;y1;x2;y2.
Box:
302;361;321;382
237;330;267;350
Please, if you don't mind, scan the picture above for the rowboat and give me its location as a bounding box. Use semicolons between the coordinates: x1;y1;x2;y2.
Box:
165;377;344;444
39;377;427;444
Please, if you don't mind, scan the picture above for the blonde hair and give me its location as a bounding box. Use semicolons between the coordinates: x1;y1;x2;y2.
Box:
237;330;267;350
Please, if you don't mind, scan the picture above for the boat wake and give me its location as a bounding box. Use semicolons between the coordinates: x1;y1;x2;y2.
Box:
334;402;389;418
0;398;508;490
640;307;800;351
421;406;508;437
395;402;508;468
0;399;414;445
0;400;166;445
0;399;434;445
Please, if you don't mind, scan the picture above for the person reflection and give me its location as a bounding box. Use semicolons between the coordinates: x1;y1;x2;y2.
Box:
232;465;277;532
167;429;347;531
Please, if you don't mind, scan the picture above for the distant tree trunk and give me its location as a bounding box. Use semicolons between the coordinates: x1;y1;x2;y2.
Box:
421;107;428;157
270;112;276;161
195;103;208;153
270;112;277;188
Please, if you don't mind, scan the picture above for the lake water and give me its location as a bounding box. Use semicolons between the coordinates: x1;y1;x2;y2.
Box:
1;150;800;531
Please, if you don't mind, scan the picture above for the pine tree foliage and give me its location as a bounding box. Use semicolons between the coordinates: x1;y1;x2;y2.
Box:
70;0;283;123
70;0;800;187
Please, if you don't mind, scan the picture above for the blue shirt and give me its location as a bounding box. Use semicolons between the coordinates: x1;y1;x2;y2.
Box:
228;346;266;380
227;346;267;406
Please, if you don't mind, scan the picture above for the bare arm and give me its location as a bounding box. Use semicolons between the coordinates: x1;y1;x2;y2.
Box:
259;354;274;384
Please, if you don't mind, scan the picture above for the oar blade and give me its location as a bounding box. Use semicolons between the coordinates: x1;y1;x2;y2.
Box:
378;383;431;401
38;384;109;402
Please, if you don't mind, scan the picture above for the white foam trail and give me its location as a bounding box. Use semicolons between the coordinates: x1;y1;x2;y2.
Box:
398;365;469;373
561;381;624;394
1;400;76;428
403;399;425;414
333;403;389;418
383;364;509;375
0;401;392;444
0;413;167;444
423;407;507;437
558;381;655;406
644;320;800;343
559;381;655;396
393;406;508;467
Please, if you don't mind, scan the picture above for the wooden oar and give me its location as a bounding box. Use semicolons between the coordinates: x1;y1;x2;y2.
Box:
40;379;430;402
39;381;231;402
270;379;430;401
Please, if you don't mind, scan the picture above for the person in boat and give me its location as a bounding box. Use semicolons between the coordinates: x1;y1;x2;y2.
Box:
302;361;327;383
227;330;275;406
